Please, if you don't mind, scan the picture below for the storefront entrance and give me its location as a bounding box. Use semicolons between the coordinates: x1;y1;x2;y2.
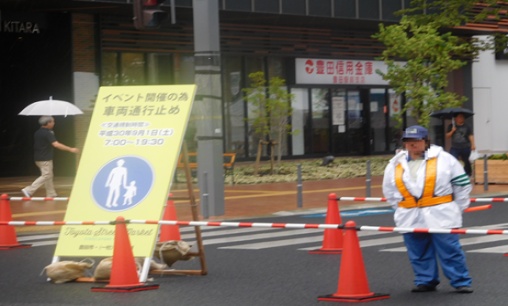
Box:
291;87;400;157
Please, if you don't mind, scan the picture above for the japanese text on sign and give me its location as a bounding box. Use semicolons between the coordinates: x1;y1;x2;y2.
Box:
55;84;196;258
100;91;190;116
295;58;391;85
98;121;175;147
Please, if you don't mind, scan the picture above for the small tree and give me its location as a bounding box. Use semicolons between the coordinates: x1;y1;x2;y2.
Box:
374;16;469;127
243;71;294;173
373;0;508;127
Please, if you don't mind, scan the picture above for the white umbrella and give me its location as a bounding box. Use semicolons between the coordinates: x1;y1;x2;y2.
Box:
19;96;83;117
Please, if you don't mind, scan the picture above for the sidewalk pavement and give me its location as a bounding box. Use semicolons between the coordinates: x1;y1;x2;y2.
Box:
2;175;507;233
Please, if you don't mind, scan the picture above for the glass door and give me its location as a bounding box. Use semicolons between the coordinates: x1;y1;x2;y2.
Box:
346;90;366;155
369;88;387;154
309;88;330;154
331;89;347;154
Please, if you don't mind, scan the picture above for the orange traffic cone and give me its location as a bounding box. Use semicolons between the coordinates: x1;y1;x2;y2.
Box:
0;194;31;250
92;216;159;292
309;193;343;254
318;220;390;302
159;194;181;242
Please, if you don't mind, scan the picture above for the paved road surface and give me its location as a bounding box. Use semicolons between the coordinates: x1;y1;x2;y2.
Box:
2;199;508;305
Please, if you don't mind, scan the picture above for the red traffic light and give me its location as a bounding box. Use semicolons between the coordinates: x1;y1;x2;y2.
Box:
133;0;168;30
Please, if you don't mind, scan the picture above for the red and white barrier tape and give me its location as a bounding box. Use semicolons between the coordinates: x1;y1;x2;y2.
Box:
8;196;180;202
471;198;508;203
9;196;69;201
338;197;387;202
337;196;508;203
0;221;112;226
0;220;340;229
358;225;508;235
2;219;508;235
6;196;508;203
134;220;338;229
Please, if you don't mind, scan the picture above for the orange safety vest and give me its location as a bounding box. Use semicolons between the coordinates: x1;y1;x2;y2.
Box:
394;157;452;209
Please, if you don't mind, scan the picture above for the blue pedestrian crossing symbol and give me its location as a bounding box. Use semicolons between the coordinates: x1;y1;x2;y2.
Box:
91;156;154;211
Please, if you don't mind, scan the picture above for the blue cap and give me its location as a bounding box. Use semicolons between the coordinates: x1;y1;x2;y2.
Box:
402;125;428;140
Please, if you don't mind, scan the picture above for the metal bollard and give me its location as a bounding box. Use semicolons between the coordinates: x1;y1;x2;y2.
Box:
297;164;303;208
201;171;209;219
483;155;488;191
366;160;371;197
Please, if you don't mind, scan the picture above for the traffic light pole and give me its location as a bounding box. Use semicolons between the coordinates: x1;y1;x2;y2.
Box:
193;0;225;217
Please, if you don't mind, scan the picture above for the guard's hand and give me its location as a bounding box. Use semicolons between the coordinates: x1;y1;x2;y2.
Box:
70;148;80;154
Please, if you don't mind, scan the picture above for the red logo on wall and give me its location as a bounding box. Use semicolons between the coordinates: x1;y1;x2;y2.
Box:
392;99;399;113
305;59;314;74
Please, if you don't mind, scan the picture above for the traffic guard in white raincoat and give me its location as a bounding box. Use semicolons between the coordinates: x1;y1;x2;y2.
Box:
382;125;473;293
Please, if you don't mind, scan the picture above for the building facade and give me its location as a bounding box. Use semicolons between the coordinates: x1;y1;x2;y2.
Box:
0;0;473;177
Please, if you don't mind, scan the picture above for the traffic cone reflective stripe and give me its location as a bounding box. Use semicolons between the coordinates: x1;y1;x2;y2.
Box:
309;193;343;254
318;220;390;302
0;194;30;249
92;216;159;292
159;194;181;242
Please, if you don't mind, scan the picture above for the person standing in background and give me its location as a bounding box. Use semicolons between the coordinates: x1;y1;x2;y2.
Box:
22;116;79;198
446;113;476;176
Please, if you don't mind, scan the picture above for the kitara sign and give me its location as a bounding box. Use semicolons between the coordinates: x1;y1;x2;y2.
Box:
54;85;196;258
0;12;40;34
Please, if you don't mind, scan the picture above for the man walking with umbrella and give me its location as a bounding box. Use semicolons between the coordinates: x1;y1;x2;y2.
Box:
21;116;79;198
446;113;476;177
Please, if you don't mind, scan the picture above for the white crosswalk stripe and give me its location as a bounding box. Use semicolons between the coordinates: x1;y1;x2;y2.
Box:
14;222;508;254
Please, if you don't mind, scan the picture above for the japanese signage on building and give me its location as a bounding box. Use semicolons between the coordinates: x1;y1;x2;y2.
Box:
295;58;390;85
54;85;196;258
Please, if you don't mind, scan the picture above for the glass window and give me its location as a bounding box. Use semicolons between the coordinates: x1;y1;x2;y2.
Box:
268;58;289;157
388;89;402;152
175;0;192;7
291;88;309;155
404;97;418;128
334;0;356;18
369;88;387;153
223;56;246;157
147;53;173;85
120;53;145;85
101;52;119;86
282;0;306;15
331;88;348;154
346;90;365;154
310;88;330;154
359;0;379;19
255;0;279;13
245;56;265;156
174;53;195;84
225;0;252;11
382;0;402;21
247;87;265;157
267;57;286;79
245;56;264;76
309;0;332;17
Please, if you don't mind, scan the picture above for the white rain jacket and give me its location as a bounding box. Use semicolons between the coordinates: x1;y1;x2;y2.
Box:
382;145;472;229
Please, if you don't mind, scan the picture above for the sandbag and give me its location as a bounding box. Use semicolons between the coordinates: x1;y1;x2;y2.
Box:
93;257;167;280
43;259;94;284
153;240;193;267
